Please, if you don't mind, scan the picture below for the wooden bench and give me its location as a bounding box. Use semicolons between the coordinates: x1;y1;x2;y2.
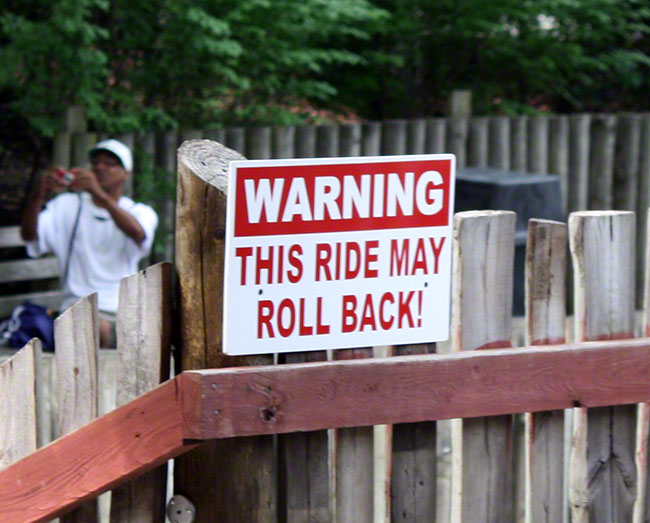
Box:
0;225;62;319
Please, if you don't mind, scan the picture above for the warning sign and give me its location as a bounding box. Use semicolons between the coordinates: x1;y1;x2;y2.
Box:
223;154;456;355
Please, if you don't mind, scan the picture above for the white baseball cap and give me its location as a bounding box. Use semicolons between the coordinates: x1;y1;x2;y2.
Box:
90;139;133;172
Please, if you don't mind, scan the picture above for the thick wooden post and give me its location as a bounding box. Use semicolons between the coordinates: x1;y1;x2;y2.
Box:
569;211;637;523
175;140;275;522
450;210;515;522
524;220;567;523
488;116;511;171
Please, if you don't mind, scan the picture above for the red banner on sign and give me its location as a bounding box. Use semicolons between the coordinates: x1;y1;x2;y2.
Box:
234;160;452;237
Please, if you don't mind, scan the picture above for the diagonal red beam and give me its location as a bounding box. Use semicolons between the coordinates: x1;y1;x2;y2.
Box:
0;378;198;523
3;338;650;522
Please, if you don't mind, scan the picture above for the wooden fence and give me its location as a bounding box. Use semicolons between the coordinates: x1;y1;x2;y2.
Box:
54;113;650;304
3;136;650;522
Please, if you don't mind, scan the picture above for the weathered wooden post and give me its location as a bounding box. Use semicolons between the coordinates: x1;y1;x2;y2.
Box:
450;210;515;522
524;219;567;522
175;140;275;522
568;211;636;523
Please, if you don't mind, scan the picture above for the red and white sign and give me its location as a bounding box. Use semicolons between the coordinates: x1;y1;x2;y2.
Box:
223;154;456;355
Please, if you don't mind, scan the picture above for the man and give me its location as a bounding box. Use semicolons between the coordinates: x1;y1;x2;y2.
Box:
21;139;158;347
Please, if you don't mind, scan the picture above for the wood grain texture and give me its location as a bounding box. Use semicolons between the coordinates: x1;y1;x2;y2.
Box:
588;114;616;210
391;342;437;523
278;350;330;523
636;206;650;523
524;220;567;523
511;116;528;172
0;226;25;248
175;139;276;523
55;293;99;522
468;117;489;168
488;116;511;170
110;262;172;523
0;257;59;284
0;341;40;471
569;211;637;523
549;116;569;215
568;114;592;212
183;339;650;439
333;347;375;523
527;115;549;174
0;378;195;523
450;210;515;523
425;118;447;155
447;117;468;168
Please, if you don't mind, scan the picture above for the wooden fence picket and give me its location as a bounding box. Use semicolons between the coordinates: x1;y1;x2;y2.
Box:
549;115;569;214
528;115;549;174
588;114;617;210
247;126;272;159
524;219;567;523
362;122;382;156
511;116;528;172
568;211;637;523
110;262;172;522
447;117;468;168
316;124;339;157
55;293;100;522
381;119;407;155
635;210;650;522
390;343;437;522
636;116;650;308
295;125;317;158
0;340;41;472
468;117;489;168
425;118;446;154
339;123;362;157
225;126;245;155
272;126;296;159
568;114;591;213
407;118;426;154
450;210;516;522
488;116;510;170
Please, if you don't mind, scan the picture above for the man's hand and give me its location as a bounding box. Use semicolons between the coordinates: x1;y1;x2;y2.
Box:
69;168;111;207
38;167;69;198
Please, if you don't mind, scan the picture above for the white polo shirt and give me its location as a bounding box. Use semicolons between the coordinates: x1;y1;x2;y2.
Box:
26;191;158;313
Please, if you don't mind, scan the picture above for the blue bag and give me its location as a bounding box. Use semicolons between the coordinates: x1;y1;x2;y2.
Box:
0;301;55;351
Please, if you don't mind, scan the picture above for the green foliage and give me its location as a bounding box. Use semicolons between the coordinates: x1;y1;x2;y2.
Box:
1;0;650;138
0;0;108;137
1;0;387;136
328;0;650;117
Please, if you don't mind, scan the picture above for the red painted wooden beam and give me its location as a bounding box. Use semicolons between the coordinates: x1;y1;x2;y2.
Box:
183;339;650;439
0;378;198;523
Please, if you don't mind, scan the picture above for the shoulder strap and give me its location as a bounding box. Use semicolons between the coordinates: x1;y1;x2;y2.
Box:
62;193;83;284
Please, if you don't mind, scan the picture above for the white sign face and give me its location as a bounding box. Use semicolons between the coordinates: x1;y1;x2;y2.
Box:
223;154;456;355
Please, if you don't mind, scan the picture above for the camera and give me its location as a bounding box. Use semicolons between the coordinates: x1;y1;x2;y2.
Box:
55;167;75;186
